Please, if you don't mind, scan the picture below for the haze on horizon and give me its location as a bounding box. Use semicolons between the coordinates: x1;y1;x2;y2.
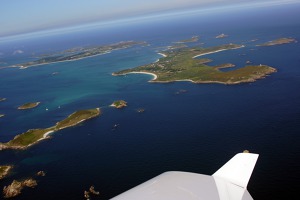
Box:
1;0;299;38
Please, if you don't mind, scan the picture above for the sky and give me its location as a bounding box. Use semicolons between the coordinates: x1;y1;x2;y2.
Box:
1;0;300;38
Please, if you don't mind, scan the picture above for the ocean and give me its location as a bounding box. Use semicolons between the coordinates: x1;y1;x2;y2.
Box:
0;3;300;200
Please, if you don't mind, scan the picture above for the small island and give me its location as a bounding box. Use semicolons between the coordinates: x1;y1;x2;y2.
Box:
111;100;127;109
113;43;276;84
174;36;199;43
0;114;4;118
257;37;297;46
0;108;100;150
216;33;228;38
84;186;100;199
3;178;37;198
0;98;6;102
10;41;146;69
18;102;40;110
0;165;13;180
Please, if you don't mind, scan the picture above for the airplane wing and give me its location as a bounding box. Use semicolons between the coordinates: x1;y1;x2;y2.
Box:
110;152;259;200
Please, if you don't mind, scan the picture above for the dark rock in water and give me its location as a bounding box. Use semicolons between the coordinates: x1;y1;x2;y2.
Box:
136;108;145;113
37;171;46;176
89;185;100;195
84;185;100;199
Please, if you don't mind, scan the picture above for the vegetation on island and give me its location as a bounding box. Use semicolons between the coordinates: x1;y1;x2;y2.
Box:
0;114;4;118
13;41;147;69
113;43;277;84
0;165;13;180
111;100;127;109
18;102;40;110
257;37;297;46
0;108;100;150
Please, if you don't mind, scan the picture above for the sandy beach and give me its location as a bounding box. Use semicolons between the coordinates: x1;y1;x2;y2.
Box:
127;72;158;81
158;53;167;57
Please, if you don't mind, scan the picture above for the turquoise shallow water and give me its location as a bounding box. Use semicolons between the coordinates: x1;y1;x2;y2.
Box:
0;3;300;200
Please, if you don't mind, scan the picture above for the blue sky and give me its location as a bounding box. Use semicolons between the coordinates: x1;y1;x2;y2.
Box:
1;0;299;37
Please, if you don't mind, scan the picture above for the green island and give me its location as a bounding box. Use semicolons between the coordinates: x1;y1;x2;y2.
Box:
113;43;276;84
111;100;127;109
0;108;100;150
257;37;297;46
0;114;4;118
11;41;146;69
18;102;40;110
0;98;6;102
0;165;13;180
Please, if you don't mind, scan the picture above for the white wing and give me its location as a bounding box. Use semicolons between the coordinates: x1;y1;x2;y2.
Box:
111;152;259;200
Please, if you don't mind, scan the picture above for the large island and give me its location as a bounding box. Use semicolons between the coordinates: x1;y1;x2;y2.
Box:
11;41;146;69
0;108;100;150
113;43;276;84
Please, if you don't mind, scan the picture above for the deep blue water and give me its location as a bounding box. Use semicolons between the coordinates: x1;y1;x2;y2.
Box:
0;3;300;200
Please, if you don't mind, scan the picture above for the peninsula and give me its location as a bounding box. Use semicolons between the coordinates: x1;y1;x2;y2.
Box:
257;37;297;46
0;108;100;150
111;100;127;109
0;165;12;180
18;102;40;110
113;43;276;84
11;41;146;69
